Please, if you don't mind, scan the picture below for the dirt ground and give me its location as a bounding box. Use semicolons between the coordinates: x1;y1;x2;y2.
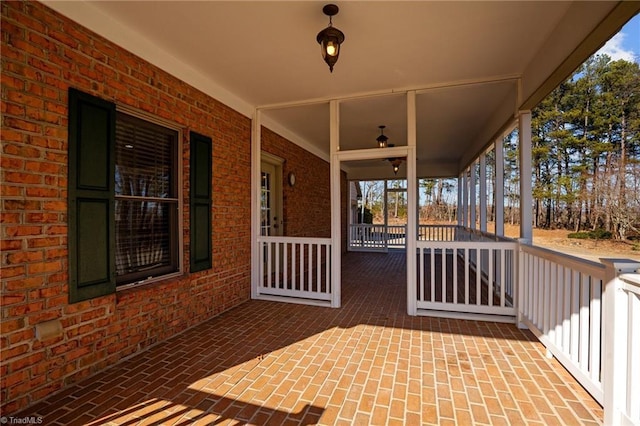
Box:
501;224;640;263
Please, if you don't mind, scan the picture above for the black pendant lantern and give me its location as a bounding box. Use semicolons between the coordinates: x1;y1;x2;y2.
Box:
376;125;388;148
316;4;345;73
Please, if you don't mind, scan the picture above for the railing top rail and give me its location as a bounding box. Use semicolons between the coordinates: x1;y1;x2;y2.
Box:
461;227;517;243
521;242;606;279
619;273;640;291
417;240;518;249
258;236;332;244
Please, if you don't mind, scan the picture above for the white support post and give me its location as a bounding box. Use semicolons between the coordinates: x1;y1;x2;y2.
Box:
602;259;640;425
495;137;505;237
470;161;477;230
383;180;389;241
330;100;341;308
461;171;468;228
457;174;463;226
407;91;417;316
479;153;487;232
250;109;262;299
519;112;533;243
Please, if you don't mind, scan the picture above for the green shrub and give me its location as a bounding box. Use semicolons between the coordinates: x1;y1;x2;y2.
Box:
590;229;612;239
568;229;612;240
568;232;589;239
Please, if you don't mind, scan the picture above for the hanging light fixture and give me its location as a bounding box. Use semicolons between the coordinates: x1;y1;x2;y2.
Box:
316;4;345;73
390;158;403;175
376;125;388;148
375;124;404;174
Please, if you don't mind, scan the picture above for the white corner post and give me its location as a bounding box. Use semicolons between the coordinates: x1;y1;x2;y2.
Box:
518;111;533;243
479;153;487;232
407;91;418;316
330;100;342;308
495;137;505;237
470;161;477;230
250;108;262;299
602;258;640;426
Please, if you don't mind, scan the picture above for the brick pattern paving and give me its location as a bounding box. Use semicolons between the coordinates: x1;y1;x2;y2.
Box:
18;252;602;425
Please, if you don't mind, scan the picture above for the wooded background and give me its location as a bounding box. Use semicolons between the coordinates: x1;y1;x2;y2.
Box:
359;55;640;240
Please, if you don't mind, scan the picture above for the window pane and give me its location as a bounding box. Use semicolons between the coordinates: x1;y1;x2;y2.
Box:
115;199;176;280
114;112;179;285
115;113;177;198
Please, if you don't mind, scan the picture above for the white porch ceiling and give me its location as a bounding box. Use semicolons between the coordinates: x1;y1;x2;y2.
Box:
45;1;639;178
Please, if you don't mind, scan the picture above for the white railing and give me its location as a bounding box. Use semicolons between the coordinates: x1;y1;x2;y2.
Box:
603;261;640;425
518;244;606;403
348;222;640;424
258;236;332;303
387;225;407;249
349;223;459;251
418;224;457;241
348;224;387;251
416;240;517;320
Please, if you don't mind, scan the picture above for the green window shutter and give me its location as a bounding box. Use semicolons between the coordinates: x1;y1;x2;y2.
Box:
190;131;213;272
68;88;116;303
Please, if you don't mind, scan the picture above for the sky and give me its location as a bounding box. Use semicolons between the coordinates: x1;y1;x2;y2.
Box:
596;13;640;63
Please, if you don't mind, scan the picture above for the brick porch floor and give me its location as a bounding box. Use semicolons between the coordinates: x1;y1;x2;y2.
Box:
20;252;602;425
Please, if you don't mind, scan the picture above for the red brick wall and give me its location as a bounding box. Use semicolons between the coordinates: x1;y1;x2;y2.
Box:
1;1;255;414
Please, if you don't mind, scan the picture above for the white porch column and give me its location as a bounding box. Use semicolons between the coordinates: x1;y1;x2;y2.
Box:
470;161;477;230
495;137;505;236
330;100;342;308
479;153;487;232
519;111;533;243
250;109;262;299
457;174;463;226
462;170;469;227
407;91;417;316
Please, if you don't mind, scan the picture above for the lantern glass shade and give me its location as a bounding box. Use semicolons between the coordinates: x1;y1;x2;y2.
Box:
317;19;345;72
390;158;403;175
377;135;388;148
376;125;388;148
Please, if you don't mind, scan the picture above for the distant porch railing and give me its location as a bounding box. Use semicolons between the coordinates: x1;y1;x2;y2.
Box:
349;223;458;251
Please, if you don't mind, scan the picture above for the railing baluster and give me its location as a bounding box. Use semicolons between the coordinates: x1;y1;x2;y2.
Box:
476;249;481;305
488;249;494;307
545;259;553;343
284;241;289;290
292;243;297;290
579;272;590;372
316;243;321;294
441;247;446;303
453;247;458;304
570;269;580;363
562;266;571;354
554;264;563;347
267;241;273;289
430;247;435;302
500;249;505;307
589;276;601;383
419;247;424;302
275;241;280;288
464;248;469;305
